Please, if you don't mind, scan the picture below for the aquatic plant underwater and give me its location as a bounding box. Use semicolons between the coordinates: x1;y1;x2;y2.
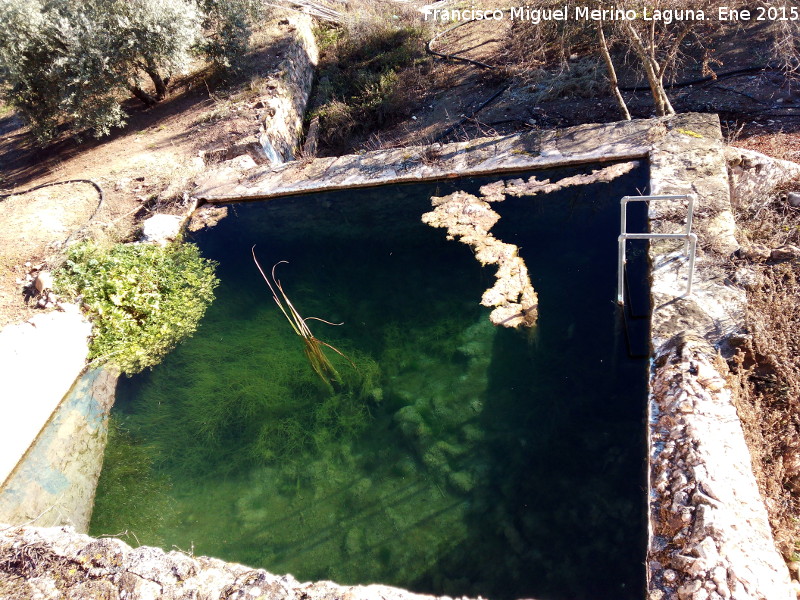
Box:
91;167;649;600
252;247;355;388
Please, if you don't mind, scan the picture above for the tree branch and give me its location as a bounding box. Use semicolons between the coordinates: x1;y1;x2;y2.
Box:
597;22;631;120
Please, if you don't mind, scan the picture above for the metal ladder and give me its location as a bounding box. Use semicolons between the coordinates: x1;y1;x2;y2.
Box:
617;194;697;306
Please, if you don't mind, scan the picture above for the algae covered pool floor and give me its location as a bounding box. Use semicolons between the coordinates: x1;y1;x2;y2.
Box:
90;163;650;600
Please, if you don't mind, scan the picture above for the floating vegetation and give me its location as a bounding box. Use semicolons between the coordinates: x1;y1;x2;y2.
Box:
253;247;355;387
421;161;640;330
422;191;539;328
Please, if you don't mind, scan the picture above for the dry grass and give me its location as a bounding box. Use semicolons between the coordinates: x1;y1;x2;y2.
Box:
0;182;111;327
730;178;800;560
309;1;431;153
524;58;609;104
732;131;800;164
498;0;595;76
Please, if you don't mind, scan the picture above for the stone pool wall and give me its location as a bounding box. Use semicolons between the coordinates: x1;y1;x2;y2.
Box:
646;118;793;599
201;12;318;167
0;368;118;532
0;525;467;600
1;114;795;600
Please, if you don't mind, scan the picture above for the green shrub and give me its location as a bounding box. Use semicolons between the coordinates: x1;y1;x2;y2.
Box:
56;241;218;375
196;0;264;72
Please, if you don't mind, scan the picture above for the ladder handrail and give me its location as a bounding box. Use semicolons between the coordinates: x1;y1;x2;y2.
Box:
617;194;696;305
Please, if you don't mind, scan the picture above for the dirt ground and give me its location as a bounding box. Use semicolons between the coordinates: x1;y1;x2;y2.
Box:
0;14;308;327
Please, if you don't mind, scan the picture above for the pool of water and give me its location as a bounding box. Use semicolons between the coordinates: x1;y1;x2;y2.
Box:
90;163;650;600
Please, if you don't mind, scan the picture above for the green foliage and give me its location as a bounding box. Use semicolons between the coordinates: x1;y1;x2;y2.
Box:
0;0;201;140
56;241;218;375
197;0;263;72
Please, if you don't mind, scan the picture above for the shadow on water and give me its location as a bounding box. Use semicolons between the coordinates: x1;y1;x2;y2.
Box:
94;162;650;600
410;173;650;600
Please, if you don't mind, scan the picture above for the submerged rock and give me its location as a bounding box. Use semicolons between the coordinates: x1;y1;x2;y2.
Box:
448;471;475;494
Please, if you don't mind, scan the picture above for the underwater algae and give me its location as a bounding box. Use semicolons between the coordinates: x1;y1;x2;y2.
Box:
91;164;649;600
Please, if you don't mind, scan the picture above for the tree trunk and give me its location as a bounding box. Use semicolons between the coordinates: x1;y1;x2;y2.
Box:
144;67;168;101
597;22;631;120
623;22;675;117
128;85;158;107
641;56;674;116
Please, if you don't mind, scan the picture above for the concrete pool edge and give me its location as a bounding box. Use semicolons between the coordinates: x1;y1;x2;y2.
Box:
1;113;794;600
646;116;793;599
193;118;658;202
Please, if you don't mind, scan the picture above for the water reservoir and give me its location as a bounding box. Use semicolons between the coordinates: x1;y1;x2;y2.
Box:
91;162;650;600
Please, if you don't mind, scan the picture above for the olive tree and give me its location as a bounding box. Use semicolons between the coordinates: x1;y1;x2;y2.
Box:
0;0;202;140
198;0;263;71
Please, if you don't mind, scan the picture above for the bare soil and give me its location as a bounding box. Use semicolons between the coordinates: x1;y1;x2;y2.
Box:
339;11;800;152
0;16;306;327
727;176;800;561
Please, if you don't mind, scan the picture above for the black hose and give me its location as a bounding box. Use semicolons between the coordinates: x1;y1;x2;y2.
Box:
619;64;779;92
424;15;786;142
432;83;513;143
0;178;104;205
0;179;105;247
426;19;498;70
425;16;514;143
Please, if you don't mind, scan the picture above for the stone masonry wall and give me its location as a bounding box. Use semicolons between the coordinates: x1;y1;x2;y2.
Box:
0;525;471;600
646;115;793;599
258;12;318;163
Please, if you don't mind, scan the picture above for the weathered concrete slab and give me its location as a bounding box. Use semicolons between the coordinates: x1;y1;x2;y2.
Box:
0;305;92;489
726;146;800;209
648;113;745;350
193;119;659;202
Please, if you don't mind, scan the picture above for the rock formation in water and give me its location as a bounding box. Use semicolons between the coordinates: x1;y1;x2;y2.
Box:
422;161;639;329
422;190;538;328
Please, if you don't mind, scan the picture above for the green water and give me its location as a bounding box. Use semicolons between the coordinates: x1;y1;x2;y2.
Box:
91;164;650;600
